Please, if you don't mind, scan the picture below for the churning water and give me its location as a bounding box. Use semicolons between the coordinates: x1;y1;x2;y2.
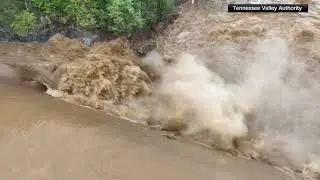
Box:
0;0;319;179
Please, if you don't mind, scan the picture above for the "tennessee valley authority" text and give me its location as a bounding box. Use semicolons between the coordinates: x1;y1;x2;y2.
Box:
232;5;303;12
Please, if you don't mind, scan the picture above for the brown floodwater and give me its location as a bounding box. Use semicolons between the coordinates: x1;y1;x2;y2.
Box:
0;1;319;179
0;79;296;180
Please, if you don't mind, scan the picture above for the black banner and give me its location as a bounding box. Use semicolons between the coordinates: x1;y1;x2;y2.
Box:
228;4;308;12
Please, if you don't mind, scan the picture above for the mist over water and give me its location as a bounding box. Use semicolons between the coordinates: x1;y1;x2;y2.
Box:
148;52;249;147
239;37;320;174
138;35;320;178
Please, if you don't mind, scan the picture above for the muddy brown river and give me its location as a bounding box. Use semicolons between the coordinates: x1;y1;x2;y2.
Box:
0;0;319;179
0;79;296;180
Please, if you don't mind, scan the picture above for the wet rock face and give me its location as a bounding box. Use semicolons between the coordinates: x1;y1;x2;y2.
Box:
53;25;101;47
0;26;11;42
0;25;102;47
1;10;178;56
0;25;51;43
37;29;53;42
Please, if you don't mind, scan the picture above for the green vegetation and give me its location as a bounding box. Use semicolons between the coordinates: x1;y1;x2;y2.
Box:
0;0;25;25
10;11;37;35
106;0;144;34
1;0;176;35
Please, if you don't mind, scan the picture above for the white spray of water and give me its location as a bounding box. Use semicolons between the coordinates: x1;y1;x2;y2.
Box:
142;52;252;149
140;36;320;177
243;38;320;176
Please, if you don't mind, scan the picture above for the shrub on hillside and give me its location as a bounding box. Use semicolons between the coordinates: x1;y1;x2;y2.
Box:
106;0;144;34
138;0;176;27
31;0;107;28
31;0;70;22
4;0;176;35
32;0;176;34
0;0;25;25
10;11;37;35
107;0;176;34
